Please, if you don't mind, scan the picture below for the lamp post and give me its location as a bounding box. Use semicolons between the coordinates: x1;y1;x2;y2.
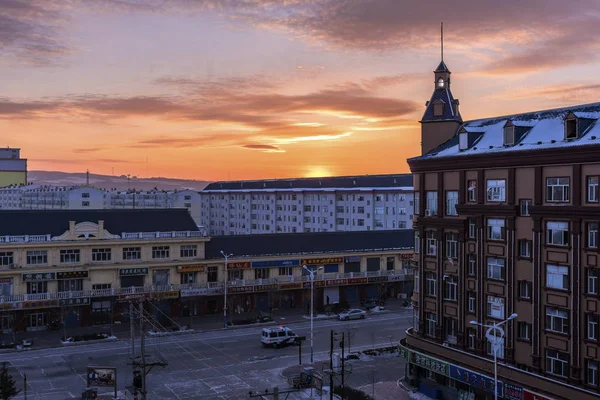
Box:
220;251;233;329
470;313;518;400
303;265;323;363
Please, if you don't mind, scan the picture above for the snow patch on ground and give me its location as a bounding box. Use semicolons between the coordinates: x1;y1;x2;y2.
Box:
409;392;434;400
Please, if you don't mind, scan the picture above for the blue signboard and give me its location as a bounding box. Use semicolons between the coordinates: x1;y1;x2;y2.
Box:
251;259;300;268
449;365;503;397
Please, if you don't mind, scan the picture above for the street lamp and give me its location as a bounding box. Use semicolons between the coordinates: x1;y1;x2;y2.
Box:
220;251;233;329
303;265;323;363
470;313;518;400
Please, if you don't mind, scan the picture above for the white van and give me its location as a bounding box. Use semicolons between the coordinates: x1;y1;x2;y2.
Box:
261;326;301;348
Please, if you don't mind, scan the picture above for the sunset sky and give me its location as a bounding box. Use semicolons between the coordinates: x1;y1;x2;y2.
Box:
2;0;600;181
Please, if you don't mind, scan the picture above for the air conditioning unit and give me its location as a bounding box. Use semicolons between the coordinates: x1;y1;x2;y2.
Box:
442;342;450;347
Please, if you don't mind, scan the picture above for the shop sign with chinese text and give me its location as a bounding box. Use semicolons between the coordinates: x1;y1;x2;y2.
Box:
411;352;449;376
119;268;148;276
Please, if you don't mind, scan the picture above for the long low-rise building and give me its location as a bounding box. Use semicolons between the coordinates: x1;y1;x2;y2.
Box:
0;209;413;332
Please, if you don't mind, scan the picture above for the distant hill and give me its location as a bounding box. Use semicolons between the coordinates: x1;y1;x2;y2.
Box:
27;171;210;191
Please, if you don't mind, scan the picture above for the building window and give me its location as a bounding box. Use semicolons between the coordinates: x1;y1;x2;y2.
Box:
414;192;420;214
278;267;293;276
92;283;111;290
58;279;83;292
467;328;476;349
0;252;14;266
588;222;598;248
414;232;420;254
517;322;531;341
487;219;505;241
92;248;111;262
467;180;477;202
152;246;170;259
446;191;458;216
486;335;505;358
207;266;218;283
426;191;438;215
546;221;569;246
466;218;476;239
546;350;569;377
503;125;515;146
487;296;505;319
468;254;476;276
588;176;599;203
82;201;90;207
468;292;476;313
181;272;196;284
426;231;437;256
587;360;599;387
546;177;570;202
26;250;47;265
519;240;532;258
123;247;141;260
60;249;80;263
27;281;47;294
519;199;531;216
446;233;458;259
426;313;437;337
255;268;269;280
228;269;242;281
587;314;599;340
546;307;569;334
518;281;532;299
426;272;436;296
546;264;569;290
180;245;197;258
486;180;506;202
386;257;395;271
588;269;599;295
487;257;505;281
444;276;457;301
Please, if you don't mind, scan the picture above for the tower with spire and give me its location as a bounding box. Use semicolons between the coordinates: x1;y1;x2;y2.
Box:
419;23;462;155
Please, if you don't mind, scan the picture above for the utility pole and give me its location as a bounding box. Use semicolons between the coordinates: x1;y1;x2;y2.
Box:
329;330;334;400
23;373;27;400
130;302;135;358
340;332;345;399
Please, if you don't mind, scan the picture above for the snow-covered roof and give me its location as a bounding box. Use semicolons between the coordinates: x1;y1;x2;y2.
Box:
413;101;600;160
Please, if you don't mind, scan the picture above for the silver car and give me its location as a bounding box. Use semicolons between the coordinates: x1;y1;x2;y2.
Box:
338;309;367;321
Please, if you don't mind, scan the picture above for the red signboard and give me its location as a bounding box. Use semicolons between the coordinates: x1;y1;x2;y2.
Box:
227;262;251;270
302;257;344;265
523;391;554;400
401;253;414;260
279;282;302;290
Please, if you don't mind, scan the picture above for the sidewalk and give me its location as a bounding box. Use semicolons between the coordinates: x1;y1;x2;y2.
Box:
3;300;412;352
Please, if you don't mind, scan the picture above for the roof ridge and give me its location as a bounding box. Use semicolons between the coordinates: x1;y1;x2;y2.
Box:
465;101;600;125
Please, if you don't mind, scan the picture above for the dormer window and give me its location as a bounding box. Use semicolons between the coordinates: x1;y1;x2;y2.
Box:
433;99;445;117
437;78;445;88
459;132;468;150
504;125;515;146
565;117;577;139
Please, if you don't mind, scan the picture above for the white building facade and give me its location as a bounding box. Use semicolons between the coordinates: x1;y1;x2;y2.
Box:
200;174;414;236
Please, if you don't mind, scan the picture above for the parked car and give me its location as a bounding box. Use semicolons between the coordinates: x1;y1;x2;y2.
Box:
361;298;385;310
338;309;367;321
261;326;304;348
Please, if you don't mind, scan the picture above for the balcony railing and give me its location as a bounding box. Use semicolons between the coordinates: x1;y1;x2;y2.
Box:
0;269;413;304
0;230;206;244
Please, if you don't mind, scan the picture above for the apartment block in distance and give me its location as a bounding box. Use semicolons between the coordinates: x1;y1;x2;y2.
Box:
0;148;27;188
200;174;414;235
399;57;600;400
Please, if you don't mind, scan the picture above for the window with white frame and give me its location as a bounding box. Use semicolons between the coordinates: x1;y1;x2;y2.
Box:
487;218;505;240
444;276;457;301
487;296;505;319
588;314;599;341
414;231;420;254
426;313;437;337
467;328;476;349
588;360;599;387
486;335;504;358
588;269;599;295
546;307;568;334
468;254;476;276
426;272;436;296
546;221;569;246
546;264;569;290
414;192;420;214
517;321;531;341
468;218;476;239
180;245;197;258
546;350;569;377
446;191;458;215
278;267;293;276
588;222;598;248
519;240;532;258
588;176;599;203
426;191;438;215
487;257;505;280
518;281;532;299
546;177;570;202
467;180;477;202
426;231;437;256
487;179;506;202
446;233;458;259
468;292;476;313
519;199;531;216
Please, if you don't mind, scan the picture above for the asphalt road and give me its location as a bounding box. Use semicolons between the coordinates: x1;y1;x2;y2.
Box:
2;310;413;400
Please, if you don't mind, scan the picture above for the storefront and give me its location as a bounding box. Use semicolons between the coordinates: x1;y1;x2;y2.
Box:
91;299;113;325
119;268;148;288
60;297;91;328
